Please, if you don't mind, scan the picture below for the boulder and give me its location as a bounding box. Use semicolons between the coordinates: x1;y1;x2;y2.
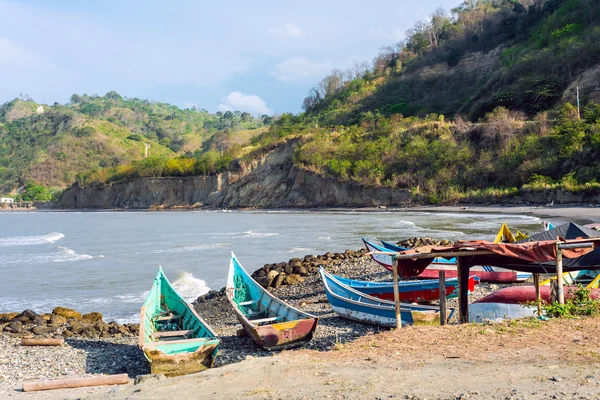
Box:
283;264;293;275
62;330;74;338
40;314;52;321
5;321;23;333
255;276;272;288
267;270;279;280
69;320;96;337
126;323;140;334
52;307;82;320
252;268;267;278
284;274;304;285
236;328;247;337
0;312;19;323
32;325;57;336
82;312;103;323
31;316;46;326
94;321;110;335
271;272;286;289
269;265;283;273
14;309;39;323
49;315;67;326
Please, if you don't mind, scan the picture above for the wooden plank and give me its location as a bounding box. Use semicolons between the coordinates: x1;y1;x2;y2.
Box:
156;313;181;322
144;338;208;348
21;338;64;346
533;273;541;316
457;257;470;324
392;255;401;329
556;244;565;305
438;271;446;326
22;374;129;392
152;330;194;339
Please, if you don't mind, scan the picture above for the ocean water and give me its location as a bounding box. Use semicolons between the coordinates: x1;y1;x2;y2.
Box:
0;210;554;322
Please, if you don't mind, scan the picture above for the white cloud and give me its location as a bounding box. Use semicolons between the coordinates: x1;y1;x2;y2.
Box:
268;23;305;38
218;92;273;116
274;57;332;83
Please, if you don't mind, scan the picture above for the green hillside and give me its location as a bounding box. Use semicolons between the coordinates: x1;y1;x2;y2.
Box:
0;92;270;197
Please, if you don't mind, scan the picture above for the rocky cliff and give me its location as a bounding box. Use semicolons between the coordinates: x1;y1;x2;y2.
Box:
56;141;412;209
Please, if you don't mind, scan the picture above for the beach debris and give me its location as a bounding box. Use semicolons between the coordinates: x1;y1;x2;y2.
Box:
21;338;64;346
22;373;129;392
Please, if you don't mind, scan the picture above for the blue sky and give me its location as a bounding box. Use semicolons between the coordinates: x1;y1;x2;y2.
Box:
0;0;461;115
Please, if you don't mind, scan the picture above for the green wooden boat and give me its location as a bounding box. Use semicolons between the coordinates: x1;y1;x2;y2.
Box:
139;267;220;376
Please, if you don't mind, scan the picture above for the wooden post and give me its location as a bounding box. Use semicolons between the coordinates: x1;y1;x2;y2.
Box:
457;257;470;324
438;270;446;325
22;374;129;392
556;243;565;305
533;273;541;316
21;338;64;346
392;255;401;329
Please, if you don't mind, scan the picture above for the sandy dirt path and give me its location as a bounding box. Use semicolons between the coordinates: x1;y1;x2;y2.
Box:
12;317;600;399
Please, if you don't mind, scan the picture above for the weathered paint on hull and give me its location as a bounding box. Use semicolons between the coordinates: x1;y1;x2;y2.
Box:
236;314;319;350
144;343;219;377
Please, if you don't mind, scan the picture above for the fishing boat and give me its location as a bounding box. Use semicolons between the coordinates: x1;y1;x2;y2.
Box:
139;267;220;377
365;239;531;283
319;267;452;327
226;252;318;350
331;273;480;302
469;285;600;323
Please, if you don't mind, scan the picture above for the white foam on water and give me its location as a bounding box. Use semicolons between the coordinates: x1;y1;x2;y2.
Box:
116;291;149;303
111;313;140;325
140;243;232;255
0;232;65;247
171;272;210;302
243;230;279;238
53;246;104;262
287;247;312;253
318;236;331;240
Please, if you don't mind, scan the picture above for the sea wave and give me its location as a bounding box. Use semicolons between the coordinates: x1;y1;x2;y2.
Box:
318;236;331;240
287;247;312;253
0;232;65;247
172;272;210;302
53;246;104;263
141;243;232;255
243;230;279;238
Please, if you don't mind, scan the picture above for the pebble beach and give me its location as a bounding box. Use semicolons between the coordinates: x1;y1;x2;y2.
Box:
0;242;515;394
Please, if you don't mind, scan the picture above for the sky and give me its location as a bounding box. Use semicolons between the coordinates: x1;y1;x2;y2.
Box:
0;0;462;115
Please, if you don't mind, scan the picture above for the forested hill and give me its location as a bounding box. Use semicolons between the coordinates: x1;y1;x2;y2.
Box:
0;92;271;198
301;0;600;123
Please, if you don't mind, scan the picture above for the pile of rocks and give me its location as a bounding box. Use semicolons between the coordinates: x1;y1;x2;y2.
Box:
250;248;369;289
0;307;139;339
396;237;453;248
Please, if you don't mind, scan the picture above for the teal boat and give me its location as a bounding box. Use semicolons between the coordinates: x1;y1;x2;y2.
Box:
139;267;220;376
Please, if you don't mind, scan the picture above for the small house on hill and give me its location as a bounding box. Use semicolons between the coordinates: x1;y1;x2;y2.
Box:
0;197;14;204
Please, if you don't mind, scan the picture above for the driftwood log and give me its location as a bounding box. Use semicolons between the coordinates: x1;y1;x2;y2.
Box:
21;338;64;346
22;373;129;392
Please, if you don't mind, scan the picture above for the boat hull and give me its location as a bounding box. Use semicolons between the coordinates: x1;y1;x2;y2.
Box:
227;253;318;351
234;313;318;350
469;302;538;323
332;274;479;302
365;239;531;283
139;268;220;377
319;267;449;327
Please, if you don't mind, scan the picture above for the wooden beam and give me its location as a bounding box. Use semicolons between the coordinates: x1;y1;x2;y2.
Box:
556;243;565;305
438;271;446;326
392;255;401;329
22;374;129;392
533;273;541;317
21;338;64;346
457;257;470;324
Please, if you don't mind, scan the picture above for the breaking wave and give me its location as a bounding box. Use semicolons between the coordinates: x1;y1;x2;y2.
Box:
172;272;210;302
243;230;279;238
287;247;312;253
53;246;104;262
0;232;65;247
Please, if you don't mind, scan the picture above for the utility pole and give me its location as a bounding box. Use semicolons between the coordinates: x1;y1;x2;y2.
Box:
577;86;581;120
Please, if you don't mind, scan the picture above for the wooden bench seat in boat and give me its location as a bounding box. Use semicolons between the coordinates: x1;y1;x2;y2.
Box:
144;337;208;349
156;313;181;322
151;329;195;339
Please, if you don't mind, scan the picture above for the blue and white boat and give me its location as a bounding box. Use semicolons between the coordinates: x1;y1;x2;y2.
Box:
319;267;452;327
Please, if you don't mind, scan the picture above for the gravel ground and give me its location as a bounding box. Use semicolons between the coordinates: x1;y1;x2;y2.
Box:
0;334;148;392
194;253;529;367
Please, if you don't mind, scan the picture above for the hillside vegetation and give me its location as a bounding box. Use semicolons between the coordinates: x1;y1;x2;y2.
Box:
0;92;270;196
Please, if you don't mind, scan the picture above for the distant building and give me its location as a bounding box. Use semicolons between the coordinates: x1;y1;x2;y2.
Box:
0;198;14;204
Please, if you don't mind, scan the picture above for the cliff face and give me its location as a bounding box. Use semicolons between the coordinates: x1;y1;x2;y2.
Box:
56;141;412;209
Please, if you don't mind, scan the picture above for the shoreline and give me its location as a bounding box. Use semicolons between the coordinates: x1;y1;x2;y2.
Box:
4;204;600;222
